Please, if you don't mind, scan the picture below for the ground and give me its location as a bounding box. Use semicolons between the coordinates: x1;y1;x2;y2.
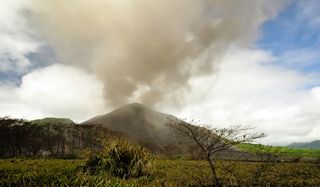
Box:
0;158;319;186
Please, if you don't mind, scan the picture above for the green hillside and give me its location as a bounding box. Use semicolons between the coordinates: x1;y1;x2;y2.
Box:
31;117;75;126
238;143;320;158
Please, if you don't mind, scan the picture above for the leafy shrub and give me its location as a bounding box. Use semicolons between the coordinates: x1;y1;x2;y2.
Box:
83;137;152;178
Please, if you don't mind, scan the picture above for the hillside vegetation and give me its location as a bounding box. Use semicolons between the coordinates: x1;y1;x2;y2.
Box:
238;143;320;159
31;117;75;126
0;117;113;157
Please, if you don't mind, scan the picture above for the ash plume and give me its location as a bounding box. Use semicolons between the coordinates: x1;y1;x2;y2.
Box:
28;0;285;108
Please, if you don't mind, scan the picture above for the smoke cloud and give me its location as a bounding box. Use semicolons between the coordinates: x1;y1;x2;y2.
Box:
28;0;285;108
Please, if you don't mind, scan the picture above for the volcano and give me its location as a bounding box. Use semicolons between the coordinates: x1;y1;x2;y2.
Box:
84;103;179;152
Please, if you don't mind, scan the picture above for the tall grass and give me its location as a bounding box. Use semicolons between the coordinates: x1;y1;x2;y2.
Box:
82;137;152;178
1;158;320;186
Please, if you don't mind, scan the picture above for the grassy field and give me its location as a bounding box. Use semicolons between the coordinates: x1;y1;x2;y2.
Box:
0;158;319;186
238;143;320;159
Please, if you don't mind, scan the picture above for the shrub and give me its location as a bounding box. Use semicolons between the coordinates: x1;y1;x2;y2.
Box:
83;137;152;179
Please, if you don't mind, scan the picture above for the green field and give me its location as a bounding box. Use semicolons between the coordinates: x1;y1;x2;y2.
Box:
238;143;320;159
1;158;319;186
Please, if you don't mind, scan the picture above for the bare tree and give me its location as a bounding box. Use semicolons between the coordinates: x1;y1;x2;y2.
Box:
169;119;265;185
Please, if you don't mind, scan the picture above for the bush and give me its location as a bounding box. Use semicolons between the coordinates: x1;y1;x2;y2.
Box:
82;137;152;179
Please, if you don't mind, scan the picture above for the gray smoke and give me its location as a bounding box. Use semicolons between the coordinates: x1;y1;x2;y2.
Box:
28;0;285;108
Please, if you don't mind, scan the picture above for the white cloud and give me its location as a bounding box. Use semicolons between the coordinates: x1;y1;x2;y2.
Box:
278;48;320;68
0;0;40;73
160;48;320;145
0;64;106;122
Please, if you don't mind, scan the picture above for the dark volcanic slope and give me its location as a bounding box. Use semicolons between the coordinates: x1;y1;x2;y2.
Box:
84;103;249;158
84;103;178;151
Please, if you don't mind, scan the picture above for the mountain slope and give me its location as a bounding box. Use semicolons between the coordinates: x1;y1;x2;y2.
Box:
287;140;320;149
84;103;253;158
84;103;178;152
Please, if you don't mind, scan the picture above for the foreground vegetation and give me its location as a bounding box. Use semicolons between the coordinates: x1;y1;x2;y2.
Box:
0;158;320;186
82;137;152;179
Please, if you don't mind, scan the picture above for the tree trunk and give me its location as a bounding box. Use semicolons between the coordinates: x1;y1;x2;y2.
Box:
207;157;220;185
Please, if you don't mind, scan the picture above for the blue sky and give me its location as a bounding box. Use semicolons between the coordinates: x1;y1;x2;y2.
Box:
258;0;320;73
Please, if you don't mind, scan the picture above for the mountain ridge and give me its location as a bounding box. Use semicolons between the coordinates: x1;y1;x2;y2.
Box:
287;140;320;149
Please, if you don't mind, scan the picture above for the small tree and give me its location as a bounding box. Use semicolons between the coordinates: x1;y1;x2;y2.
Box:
169;119;265;185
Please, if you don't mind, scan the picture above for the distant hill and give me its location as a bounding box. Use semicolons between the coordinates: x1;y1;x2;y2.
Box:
287;140;320;149
31;117;75;126
84;103;180;152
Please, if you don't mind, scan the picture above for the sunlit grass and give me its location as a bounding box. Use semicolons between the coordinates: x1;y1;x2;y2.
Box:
0;158;319;186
